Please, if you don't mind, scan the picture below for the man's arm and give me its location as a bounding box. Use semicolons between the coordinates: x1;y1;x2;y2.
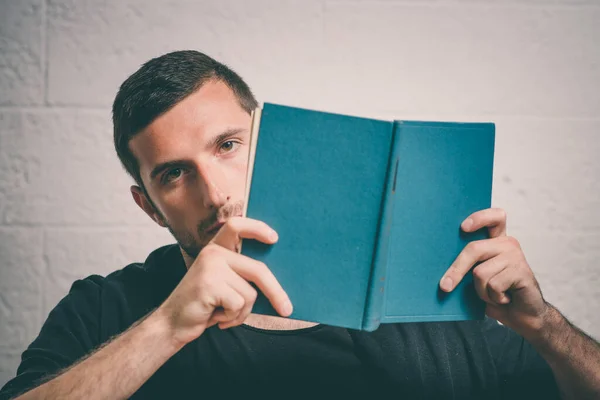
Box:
529;305;600;400
440;208;599;400
7;217;291;399
13;309;181;400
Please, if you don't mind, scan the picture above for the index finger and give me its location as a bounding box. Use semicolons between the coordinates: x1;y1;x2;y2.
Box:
210;216;279;253
440;237;512;292
220;249;293;317
462;208;507;238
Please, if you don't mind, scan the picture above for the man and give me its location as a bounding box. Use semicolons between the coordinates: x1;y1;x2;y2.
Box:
1;50;598;400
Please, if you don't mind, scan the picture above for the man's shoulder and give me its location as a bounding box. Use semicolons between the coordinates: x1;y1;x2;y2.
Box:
56;243;184;332
69;243;180;295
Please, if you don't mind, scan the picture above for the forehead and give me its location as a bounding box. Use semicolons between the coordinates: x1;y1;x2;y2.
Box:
129;80;252;175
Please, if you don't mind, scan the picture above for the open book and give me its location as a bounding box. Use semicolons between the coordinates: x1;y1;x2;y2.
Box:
241;103;495;331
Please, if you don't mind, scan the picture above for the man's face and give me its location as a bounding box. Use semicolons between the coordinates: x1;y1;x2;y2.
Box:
129;80;252;260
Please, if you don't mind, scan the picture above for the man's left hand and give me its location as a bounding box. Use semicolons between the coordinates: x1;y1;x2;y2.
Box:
440;208;550;340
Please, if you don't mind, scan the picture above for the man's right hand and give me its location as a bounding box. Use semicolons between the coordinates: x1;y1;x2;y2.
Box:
155;217;292;347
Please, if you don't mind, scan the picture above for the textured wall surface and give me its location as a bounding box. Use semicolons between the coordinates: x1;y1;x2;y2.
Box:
1;0;599;387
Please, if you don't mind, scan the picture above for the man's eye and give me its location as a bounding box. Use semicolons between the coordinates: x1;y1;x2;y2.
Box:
163;168;183;183
218;140;240;154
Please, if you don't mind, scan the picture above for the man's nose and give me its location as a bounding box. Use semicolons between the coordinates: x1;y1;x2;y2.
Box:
197;163;228;209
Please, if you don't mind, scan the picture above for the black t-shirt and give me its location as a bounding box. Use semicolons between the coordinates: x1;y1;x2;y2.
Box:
0;244;559;399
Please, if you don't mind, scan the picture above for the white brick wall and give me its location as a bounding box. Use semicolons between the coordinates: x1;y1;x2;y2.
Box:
1;0;599;387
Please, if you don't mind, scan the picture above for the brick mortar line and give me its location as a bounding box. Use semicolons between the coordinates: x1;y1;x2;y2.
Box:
40;228;48;325
0;106;109;111
324;0;600;9
0;225;160;230
1;107;600;122
42;0;49;106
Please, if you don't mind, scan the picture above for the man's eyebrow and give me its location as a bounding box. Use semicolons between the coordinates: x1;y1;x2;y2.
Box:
149;128;248;181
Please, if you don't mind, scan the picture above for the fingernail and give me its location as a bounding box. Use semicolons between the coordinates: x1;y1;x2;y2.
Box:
282;300;293;316
462;218;473;231
441;277;453;292
269;230;279;242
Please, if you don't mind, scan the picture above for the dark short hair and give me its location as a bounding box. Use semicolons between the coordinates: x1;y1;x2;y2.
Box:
112;50;258;186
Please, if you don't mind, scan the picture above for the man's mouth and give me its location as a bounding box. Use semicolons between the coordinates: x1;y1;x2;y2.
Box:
204;214;243;235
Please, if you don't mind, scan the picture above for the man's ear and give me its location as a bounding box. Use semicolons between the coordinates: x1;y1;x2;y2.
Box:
130;185;167;227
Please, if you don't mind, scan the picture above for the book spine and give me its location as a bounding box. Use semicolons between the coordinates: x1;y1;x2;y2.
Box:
240;106;262;255
361;123;401;331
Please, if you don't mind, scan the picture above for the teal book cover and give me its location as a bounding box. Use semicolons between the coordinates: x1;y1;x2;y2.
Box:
241;103;494;331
